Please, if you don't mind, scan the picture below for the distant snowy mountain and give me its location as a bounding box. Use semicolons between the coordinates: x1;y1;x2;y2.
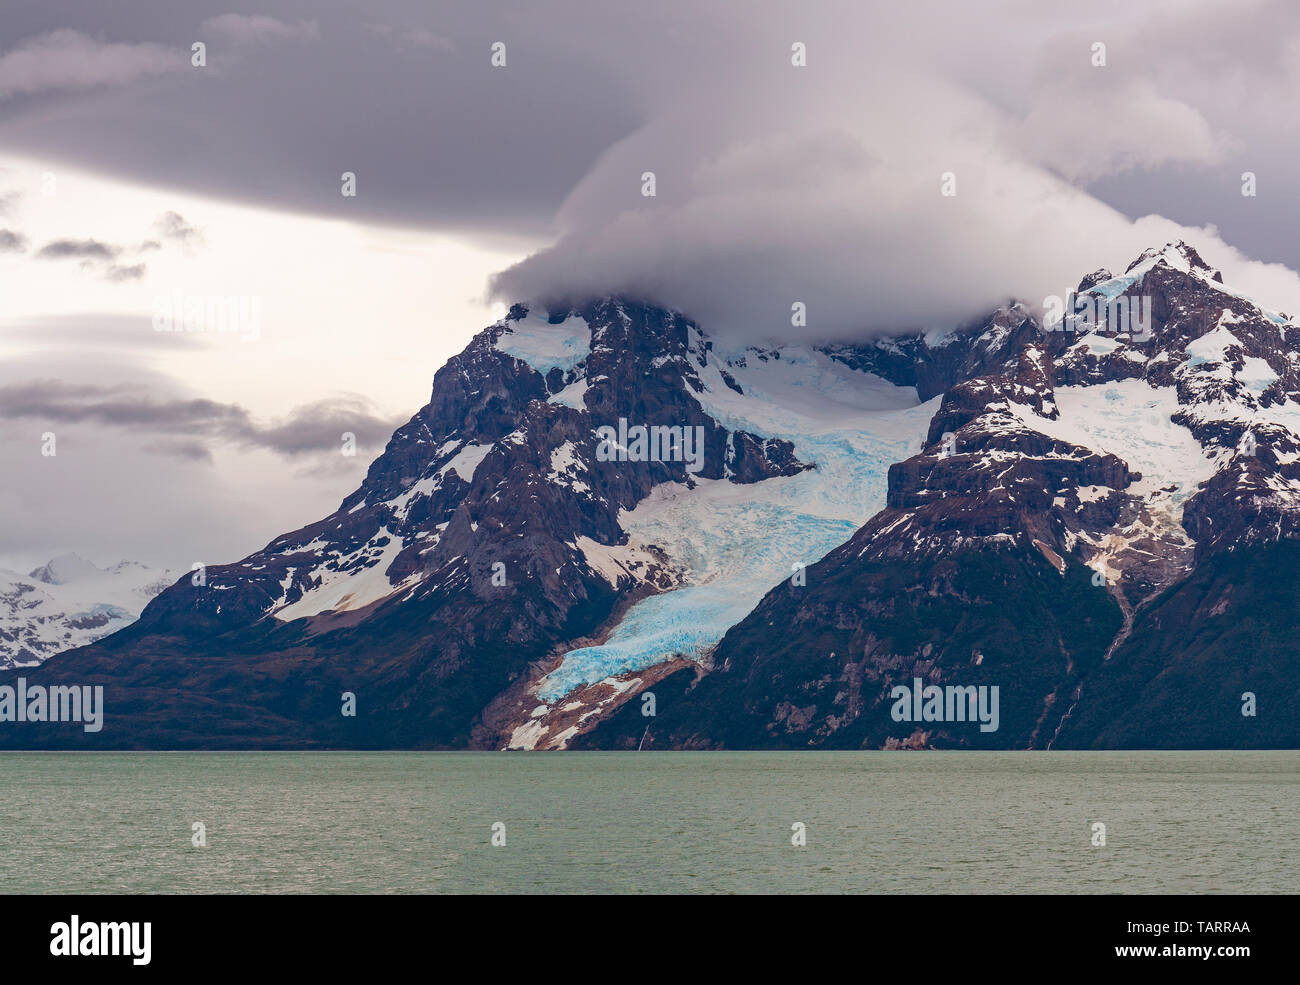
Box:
7;245;1300;750
0;554;173;670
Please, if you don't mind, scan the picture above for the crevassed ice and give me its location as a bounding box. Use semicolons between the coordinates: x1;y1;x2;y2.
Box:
538;510;859;699
537;343;935;700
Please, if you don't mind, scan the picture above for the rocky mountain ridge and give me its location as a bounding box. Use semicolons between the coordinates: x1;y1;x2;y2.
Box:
579;242;1300;750
5;242;1299;750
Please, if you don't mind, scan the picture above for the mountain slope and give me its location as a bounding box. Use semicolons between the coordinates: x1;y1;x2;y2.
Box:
1055;539;1300;748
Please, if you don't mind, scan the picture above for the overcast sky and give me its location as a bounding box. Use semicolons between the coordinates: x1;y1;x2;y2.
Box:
2;0;1299;572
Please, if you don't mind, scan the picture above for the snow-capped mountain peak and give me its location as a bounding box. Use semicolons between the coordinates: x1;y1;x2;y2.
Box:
28;552;105;586
1;556;173;669
1124;239;1217;278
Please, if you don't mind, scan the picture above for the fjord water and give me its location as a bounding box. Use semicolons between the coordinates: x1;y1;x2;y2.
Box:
2;751;1294;894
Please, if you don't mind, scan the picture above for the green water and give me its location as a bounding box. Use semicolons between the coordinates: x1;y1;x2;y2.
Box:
1;751;1295;894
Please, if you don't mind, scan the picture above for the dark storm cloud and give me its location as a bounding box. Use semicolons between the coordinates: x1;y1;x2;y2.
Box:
0;380;405;459
2;1;1299;339
0;228;25;251
0;1;646;238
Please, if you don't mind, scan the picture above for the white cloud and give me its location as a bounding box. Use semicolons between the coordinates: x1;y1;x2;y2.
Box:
199;14;321;44
1012;79;1228;181
491;2;1300;343
0;29;183;100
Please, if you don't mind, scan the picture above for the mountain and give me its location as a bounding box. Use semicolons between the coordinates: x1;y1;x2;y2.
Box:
2;300;820;747
0;555;172;670
578;242;1300;750
4;244;1300;749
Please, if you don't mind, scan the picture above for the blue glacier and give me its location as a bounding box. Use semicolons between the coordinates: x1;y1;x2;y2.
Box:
537;343;936;699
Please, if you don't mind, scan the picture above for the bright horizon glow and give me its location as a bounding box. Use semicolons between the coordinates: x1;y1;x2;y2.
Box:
0;152;534;572
0;152;529;418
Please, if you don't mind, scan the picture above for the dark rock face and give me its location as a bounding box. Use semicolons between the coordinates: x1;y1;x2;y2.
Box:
822;303;1038;401
1055;540;1300;749
1077;268;1113;292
